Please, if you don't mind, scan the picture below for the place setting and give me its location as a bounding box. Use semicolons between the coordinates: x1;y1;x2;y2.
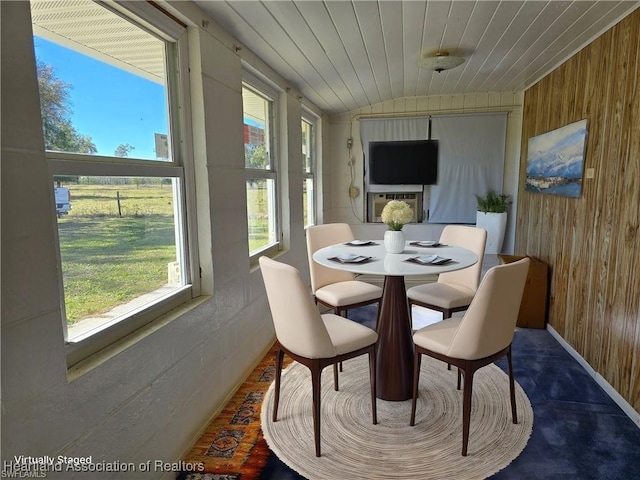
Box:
344;240;378;246
328;253;375;264
408;240;446;248
405;254;453;265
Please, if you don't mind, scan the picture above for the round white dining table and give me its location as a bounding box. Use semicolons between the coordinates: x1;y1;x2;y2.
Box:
313;241;478;401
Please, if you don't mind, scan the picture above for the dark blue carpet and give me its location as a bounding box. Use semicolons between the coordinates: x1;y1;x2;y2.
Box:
491;327;640;480
258;305;640;479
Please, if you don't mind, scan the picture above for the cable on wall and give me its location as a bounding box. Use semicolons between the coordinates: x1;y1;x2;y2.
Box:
347;133;364;223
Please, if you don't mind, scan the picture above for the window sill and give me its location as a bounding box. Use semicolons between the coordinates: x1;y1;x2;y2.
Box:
66;295;209;382
249;242;282;269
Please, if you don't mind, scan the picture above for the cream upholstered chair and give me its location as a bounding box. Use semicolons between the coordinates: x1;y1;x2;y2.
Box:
259;256;378;457
306;223;383;318
407;225;487;320
409;257;530;456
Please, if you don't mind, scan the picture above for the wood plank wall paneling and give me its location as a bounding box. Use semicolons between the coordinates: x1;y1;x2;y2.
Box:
517;10;640;413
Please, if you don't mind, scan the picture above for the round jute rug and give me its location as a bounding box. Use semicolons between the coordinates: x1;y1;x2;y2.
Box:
261;355;533;480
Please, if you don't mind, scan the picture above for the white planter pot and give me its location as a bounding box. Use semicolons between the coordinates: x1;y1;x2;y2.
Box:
476;212;507;254
384;230;405;254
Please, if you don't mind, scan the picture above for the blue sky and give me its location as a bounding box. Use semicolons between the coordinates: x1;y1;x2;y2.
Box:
34;36;169;160
34;35;264;159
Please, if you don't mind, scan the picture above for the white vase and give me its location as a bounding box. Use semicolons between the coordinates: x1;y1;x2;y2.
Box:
384;230;405;254
476;211;507;254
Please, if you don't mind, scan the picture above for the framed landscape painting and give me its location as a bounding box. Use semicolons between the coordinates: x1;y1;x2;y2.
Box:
525;119;588;197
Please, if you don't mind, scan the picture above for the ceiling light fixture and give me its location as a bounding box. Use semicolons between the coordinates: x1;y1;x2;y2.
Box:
417;51;465;73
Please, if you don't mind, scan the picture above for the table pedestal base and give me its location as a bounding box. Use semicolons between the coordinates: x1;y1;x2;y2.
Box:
375;275;414;401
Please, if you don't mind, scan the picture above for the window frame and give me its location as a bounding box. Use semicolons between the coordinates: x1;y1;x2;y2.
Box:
301;112;317;229
242;72;282;262
36;3;199;367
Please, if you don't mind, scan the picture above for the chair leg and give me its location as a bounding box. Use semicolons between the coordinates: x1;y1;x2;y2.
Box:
375;299;382;332
311;361;322;457
272;347;284;422
369;348;377;425
409;347;422;426
461;364;475;456
336;308;345;372
507;348;518;424
457;368;462;390
333;362;339;391
443;311;452;371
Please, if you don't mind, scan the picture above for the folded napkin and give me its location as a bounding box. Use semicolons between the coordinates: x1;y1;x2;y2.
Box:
329;254;372;264
405;255;452;265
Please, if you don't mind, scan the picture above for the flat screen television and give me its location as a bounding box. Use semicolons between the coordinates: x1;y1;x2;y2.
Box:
368;139;438;185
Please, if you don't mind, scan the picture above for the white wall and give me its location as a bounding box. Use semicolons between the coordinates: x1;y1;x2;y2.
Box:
0;2;315;478
328;93;524;253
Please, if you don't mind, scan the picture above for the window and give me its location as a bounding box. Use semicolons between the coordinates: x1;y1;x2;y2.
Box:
302;116;316;228
242;79;280;257
31;0;196;365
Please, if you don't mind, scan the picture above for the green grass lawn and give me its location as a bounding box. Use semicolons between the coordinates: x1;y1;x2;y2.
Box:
58;182;274;325
57;183;176;324
246;182;274;252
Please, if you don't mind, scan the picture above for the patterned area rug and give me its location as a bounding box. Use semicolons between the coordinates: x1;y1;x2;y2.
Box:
262;355;533;480
179;323;640;480
179;343;290;480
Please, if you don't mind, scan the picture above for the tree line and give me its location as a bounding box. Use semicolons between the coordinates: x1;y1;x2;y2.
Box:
37;61;135;158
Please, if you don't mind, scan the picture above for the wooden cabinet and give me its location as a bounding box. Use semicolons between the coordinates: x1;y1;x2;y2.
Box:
498;255;549;329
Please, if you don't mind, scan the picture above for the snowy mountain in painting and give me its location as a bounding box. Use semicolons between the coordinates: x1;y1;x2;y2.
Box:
526;122;587;180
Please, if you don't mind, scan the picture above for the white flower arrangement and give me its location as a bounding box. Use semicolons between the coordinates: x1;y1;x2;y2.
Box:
380;200;413;231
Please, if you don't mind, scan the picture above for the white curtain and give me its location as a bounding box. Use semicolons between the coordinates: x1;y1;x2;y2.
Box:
359;117;430;190
428;113;507;224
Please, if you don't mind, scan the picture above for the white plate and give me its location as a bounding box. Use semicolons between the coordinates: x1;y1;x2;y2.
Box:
414;255;451;265
347;240;374;246
416;255;439;264
337;254;369;263
416;241;436;247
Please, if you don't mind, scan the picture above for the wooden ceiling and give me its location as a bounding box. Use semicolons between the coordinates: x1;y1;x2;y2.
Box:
194;0;640;114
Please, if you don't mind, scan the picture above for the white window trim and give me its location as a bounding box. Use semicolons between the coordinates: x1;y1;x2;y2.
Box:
301;111;317;228
242;72;283;261
39;9;199;368
108;0;186;41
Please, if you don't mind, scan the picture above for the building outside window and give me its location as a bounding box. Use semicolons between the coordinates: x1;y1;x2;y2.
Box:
302;116;316;228
242;80;280;258
31;0;196;365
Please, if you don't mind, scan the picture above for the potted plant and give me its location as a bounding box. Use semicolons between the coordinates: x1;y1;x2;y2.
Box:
474;190;511;253
381;200;413;253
